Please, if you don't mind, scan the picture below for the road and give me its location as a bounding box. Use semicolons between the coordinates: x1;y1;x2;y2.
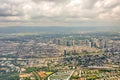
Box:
66;70;75;80
33;71;41;80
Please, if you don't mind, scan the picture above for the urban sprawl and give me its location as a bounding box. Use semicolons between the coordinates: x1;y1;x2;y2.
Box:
0;32;120;80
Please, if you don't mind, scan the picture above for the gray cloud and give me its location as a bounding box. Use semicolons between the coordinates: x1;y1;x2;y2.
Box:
0;1;22;14
80;0;98;9
32;0;67;3
0;0;120;26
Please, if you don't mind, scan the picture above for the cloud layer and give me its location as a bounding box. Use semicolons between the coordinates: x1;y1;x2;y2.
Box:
0;0;120;26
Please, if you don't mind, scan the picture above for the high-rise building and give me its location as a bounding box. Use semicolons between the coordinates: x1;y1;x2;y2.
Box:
64;50;67;57
66;41;70;46
88;42;92;47
71;40;75;46
57;39;61;45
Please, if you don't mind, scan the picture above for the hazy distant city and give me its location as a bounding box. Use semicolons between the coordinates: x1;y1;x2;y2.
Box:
0;27;119;80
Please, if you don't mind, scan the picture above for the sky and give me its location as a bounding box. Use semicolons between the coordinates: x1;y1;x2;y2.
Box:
0;0;120;27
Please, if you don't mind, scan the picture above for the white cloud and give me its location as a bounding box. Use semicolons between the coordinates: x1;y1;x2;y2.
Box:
0;0;119;26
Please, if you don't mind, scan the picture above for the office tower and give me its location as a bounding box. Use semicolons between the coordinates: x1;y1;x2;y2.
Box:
64;50;67;57
66;41;70;46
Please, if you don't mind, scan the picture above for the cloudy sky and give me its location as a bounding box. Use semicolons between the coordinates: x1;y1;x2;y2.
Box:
0;0;120;27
